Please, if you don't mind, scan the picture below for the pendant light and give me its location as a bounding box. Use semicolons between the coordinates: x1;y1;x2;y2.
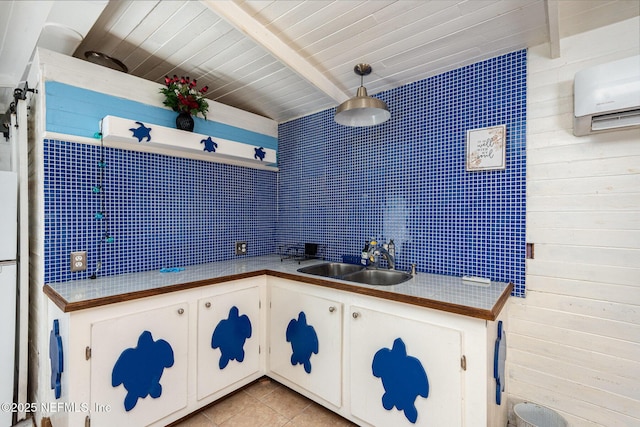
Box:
335;63;390;127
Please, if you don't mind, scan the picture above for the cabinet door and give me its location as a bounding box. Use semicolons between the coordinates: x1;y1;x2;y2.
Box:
269;285;342;407
350;305;463;427
90;302;189;427
197;286;261;400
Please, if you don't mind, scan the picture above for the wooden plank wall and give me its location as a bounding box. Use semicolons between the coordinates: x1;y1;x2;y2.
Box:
507;17;640;426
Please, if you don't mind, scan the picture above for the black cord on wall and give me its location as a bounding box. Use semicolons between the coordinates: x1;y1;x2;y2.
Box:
90;121;112;279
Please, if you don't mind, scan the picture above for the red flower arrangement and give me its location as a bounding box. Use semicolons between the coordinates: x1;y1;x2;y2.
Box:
160;75;209;119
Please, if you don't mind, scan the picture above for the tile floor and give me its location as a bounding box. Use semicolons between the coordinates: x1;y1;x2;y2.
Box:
170;377;358;427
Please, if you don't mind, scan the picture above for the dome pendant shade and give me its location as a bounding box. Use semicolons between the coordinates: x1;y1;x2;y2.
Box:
335;64;390;127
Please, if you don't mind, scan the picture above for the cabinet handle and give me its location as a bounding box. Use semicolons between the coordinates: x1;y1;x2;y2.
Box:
177;308;184;315
205;302;211;308
329;306;336;313
352;312;360;319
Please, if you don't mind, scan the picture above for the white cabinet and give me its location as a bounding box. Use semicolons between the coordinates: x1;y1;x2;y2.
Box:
45;276;266;427
90;302;189;427
349;305;464;427
197;285;261;400
265;276;506;427
268;280;343;407
44;272;507;427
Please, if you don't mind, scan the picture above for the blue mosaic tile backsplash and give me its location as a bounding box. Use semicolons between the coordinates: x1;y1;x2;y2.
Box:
277;50;526;295
44;139;277;283
43;49;526;296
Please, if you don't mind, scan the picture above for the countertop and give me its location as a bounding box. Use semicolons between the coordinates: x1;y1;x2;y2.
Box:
44;255;513;320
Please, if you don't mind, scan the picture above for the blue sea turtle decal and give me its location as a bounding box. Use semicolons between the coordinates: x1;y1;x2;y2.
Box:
285;311;318;373
493;320;506;405
49;319;63;399
201;136;218;153
372;337;429;423
112;330;174;411
254;146;266;161
129;121;152;142
211;306;252;369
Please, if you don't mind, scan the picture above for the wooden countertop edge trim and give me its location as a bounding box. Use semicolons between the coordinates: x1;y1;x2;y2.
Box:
490;282;514;320
44;270;512;321
43;270;268;313
269;271;510;321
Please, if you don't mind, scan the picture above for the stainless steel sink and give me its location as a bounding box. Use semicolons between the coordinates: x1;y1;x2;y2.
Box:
297;262;412;286
297;262;364;278
342;269;412;286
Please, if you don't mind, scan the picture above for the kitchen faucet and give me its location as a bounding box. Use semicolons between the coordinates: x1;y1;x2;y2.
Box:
367;240;395;270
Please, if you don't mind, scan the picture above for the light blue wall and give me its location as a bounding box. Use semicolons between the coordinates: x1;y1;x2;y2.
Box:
45;82;278;150
277;50;527;295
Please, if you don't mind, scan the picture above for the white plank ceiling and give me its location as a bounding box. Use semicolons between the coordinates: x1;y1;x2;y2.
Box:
1;0;638;123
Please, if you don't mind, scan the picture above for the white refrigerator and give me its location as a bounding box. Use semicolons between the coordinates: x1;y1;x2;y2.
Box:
0;171;17;427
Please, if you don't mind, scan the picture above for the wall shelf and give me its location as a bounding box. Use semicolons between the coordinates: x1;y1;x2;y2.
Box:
100;115;278;171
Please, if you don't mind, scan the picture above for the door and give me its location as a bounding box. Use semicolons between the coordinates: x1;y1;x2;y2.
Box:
90;302;189;427
269;284;343;407
197;286;261;400
350;305;464;426
0;261;16;427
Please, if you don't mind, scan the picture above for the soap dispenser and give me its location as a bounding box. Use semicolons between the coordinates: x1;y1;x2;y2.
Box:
388;239;396;258
361;241;369;266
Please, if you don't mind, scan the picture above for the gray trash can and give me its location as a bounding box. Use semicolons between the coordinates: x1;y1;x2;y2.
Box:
514;402;567;427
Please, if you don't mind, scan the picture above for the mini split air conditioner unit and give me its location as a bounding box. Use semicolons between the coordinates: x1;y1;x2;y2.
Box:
573;55;640;136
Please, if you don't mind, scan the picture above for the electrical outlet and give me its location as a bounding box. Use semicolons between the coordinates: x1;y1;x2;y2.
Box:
71;251;87;272
235;241;247;256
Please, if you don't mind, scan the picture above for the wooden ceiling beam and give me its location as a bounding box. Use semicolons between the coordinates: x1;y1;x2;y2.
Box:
201;0;350;104
545;0;561;58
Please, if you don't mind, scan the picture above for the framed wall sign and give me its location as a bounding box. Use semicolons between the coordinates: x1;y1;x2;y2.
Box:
466;125;506;171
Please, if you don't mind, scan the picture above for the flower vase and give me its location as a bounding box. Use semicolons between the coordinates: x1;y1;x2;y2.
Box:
176;111;195;132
